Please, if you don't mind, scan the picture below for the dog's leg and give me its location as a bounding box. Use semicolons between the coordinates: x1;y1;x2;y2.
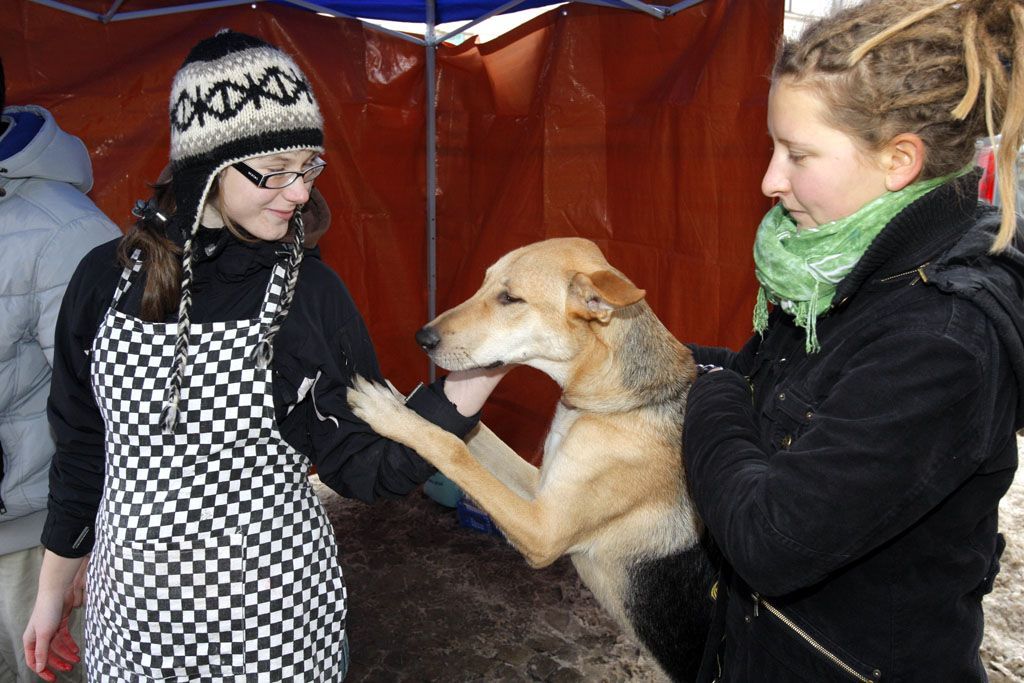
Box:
465;423;539;500
349;376;582;567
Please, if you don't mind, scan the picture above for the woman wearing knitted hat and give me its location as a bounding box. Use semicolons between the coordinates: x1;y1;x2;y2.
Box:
682;1;1024;681
22;31;504;681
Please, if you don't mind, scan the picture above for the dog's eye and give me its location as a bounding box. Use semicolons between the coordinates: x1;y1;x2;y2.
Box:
497;291;524;305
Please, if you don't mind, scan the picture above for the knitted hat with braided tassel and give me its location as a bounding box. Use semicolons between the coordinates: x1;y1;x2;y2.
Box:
160;30;322;434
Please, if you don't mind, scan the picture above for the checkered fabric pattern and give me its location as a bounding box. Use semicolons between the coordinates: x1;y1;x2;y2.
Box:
85;260;347;682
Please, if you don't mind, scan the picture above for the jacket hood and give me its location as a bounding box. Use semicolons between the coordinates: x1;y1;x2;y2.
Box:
0;105;93;192
924;210;1024;428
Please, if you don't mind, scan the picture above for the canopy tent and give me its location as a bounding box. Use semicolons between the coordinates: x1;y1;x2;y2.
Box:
3;0;783;457
29;0;713;335
28;0;708;27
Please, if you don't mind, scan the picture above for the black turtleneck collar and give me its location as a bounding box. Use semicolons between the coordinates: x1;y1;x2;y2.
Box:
834;171;982;302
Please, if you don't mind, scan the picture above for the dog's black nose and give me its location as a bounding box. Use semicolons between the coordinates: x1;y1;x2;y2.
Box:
416;326;441;351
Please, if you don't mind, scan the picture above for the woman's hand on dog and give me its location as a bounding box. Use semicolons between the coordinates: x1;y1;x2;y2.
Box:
444;365;514;417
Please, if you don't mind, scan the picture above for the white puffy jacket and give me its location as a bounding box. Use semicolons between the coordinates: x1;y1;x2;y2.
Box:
0;105;119;555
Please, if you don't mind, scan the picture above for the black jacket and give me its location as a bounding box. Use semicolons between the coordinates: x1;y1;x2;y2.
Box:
684;176;1023;682
43;227;476;558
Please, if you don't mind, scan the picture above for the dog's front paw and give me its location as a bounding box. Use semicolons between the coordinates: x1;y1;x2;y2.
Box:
348;375;421;442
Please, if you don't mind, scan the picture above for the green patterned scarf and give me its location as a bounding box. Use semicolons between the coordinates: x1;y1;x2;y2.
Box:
752;167;970;353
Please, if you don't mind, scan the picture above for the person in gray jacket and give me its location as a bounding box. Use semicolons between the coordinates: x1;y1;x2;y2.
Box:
0;57;120;682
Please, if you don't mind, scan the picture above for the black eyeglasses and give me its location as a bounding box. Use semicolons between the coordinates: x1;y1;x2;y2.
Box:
231;159;326;189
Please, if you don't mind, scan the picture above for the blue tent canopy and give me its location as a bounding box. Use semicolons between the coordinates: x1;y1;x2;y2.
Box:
297;0;696;24
30;0;703;32
306;0;564;24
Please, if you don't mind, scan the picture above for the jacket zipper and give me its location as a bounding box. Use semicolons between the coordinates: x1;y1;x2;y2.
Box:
878;263;929;285
752;593;880;682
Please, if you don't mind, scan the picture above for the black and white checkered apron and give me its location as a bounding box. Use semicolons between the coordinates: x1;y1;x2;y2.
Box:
84;257;347;681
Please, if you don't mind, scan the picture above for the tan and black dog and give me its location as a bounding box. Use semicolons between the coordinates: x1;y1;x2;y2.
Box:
348;237;714;681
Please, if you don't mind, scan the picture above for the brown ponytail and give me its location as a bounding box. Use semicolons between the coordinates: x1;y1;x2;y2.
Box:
775;0;1024;252
116;169;181;322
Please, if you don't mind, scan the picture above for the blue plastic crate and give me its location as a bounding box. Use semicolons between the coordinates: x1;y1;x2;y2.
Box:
456;497;503;538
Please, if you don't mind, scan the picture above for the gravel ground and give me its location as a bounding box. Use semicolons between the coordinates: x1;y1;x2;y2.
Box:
314;438;1024;682
313;476;665;682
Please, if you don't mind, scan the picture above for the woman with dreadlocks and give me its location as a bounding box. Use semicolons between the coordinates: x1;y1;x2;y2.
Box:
21;31;503;682
683;1;1024;680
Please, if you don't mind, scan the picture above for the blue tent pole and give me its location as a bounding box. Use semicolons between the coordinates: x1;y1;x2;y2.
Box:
425;0;438;382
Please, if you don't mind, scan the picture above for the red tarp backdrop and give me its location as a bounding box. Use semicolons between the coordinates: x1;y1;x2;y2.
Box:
2;0;781;459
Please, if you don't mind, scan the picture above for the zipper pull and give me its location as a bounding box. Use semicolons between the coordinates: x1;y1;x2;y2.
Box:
752;592;760;617
72;526;90;550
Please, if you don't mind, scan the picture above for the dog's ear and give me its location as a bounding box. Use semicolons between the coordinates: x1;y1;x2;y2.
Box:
569;270;646;323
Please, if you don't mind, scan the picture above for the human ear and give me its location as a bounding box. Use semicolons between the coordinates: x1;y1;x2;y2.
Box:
881;133;925;191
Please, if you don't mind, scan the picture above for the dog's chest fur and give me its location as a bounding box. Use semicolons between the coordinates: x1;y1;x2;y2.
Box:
539;402;579;471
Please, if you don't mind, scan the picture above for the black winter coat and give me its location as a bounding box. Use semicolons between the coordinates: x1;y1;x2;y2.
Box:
684;176;1023;682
